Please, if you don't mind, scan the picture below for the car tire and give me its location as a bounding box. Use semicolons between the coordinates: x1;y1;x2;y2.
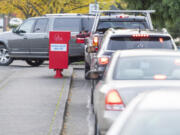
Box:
85;62;90;80
0;45;14;66
95;118;101;135
26;59;44;67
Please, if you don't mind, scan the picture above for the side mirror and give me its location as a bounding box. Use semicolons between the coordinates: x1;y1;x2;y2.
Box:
86;70;102;80
12;28;17;33
86;46;97;53
18;30;26;33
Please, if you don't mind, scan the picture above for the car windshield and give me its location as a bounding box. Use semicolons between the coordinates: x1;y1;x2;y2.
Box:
107;36;173;50
120;111;180;135
97;21;147;33
113;56;180;80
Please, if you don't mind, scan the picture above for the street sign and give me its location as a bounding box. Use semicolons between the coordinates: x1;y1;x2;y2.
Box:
89;4;99;14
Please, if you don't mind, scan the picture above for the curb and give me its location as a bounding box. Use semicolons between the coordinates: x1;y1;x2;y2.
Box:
59;67;74;135
48;67;74;135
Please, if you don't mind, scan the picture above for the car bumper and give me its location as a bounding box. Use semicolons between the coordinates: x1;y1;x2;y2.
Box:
99;111;121;135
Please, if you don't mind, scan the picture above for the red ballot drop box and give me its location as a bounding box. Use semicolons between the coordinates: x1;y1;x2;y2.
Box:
49;31;71;78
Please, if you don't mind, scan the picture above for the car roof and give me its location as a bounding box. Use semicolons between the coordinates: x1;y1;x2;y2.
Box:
28;14;95;19
107;29;169;36
114;49;180;57
137;90;180;110
99;15;146;19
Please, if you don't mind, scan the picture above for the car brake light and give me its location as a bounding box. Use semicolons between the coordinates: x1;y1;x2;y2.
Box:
154;74;167;80
116;14;129;18
105;89;125;111
98;57;109;65
93;36;98;46
132;34;149;38
76;38;85;44
159;38;164;43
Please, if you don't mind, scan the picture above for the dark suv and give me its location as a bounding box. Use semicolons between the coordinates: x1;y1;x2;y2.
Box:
0;14;94;66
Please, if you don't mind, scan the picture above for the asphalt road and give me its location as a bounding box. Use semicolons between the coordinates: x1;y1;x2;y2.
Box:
0;60;73;135
62;68;94;135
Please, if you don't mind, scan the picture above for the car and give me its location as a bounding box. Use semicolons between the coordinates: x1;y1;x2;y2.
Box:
0;14;94;66
84;10;155;79
107;89;180;135
87;28;177;81
88;49;180;135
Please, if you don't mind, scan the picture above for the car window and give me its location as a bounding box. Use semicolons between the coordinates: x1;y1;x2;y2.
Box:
113;56;180;80
97;21;147;33
18;19;35;33
53;18;81;32
33;18;48;33
120;111;180;135
107;36;174;50
82;17;94;32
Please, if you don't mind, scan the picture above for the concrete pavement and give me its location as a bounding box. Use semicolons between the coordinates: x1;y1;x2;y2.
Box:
62;69;94;135
0;61;73;135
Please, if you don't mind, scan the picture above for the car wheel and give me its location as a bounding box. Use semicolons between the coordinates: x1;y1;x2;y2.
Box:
95;118;101;135
0;45;13;66
85;62;90;80
26;59;44;67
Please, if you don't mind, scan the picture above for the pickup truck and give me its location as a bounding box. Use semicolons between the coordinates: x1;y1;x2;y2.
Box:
84;10;155;79
0;14;94;66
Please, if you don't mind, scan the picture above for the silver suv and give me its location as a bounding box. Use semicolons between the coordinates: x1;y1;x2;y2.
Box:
0;14;94;66
87;28;177;81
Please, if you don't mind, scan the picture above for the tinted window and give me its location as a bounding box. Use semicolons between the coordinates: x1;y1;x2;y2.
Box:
97;21;147;33
33;19;48;33
53;18;81;32
19;19;35;33
120;111;180;135
113;56;180;80
82;17;94;32
107;37;173;50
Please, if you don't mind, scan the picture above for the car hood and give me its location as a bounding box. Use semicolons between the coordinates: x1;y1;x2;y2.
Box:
0;31;15;40
99;80;180;105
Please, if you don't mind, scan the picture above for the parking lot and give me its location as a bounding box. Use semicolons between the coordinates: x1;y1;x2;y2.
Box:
0;61;93;135
0;3;179;134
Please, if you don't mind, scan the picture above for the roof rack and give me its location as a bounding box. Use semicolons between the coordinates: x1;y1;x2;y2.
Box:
91;10;155;33
45;13;95;16
92;10;155;14
45;13;81;16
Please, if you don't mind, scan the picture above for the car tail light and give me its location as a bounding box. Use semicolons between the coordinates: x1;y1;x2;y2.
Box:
154;74;167;80
116;14;129;18
98;57;109;65
105;89;125;111
76;38;85;44
132;34;149;38
93;36;99;46
159;38;164;43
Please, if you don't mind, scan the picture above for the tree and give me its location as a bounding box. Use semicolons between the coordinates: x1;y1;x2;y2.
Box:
0;0;126;18
119;0;180;38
